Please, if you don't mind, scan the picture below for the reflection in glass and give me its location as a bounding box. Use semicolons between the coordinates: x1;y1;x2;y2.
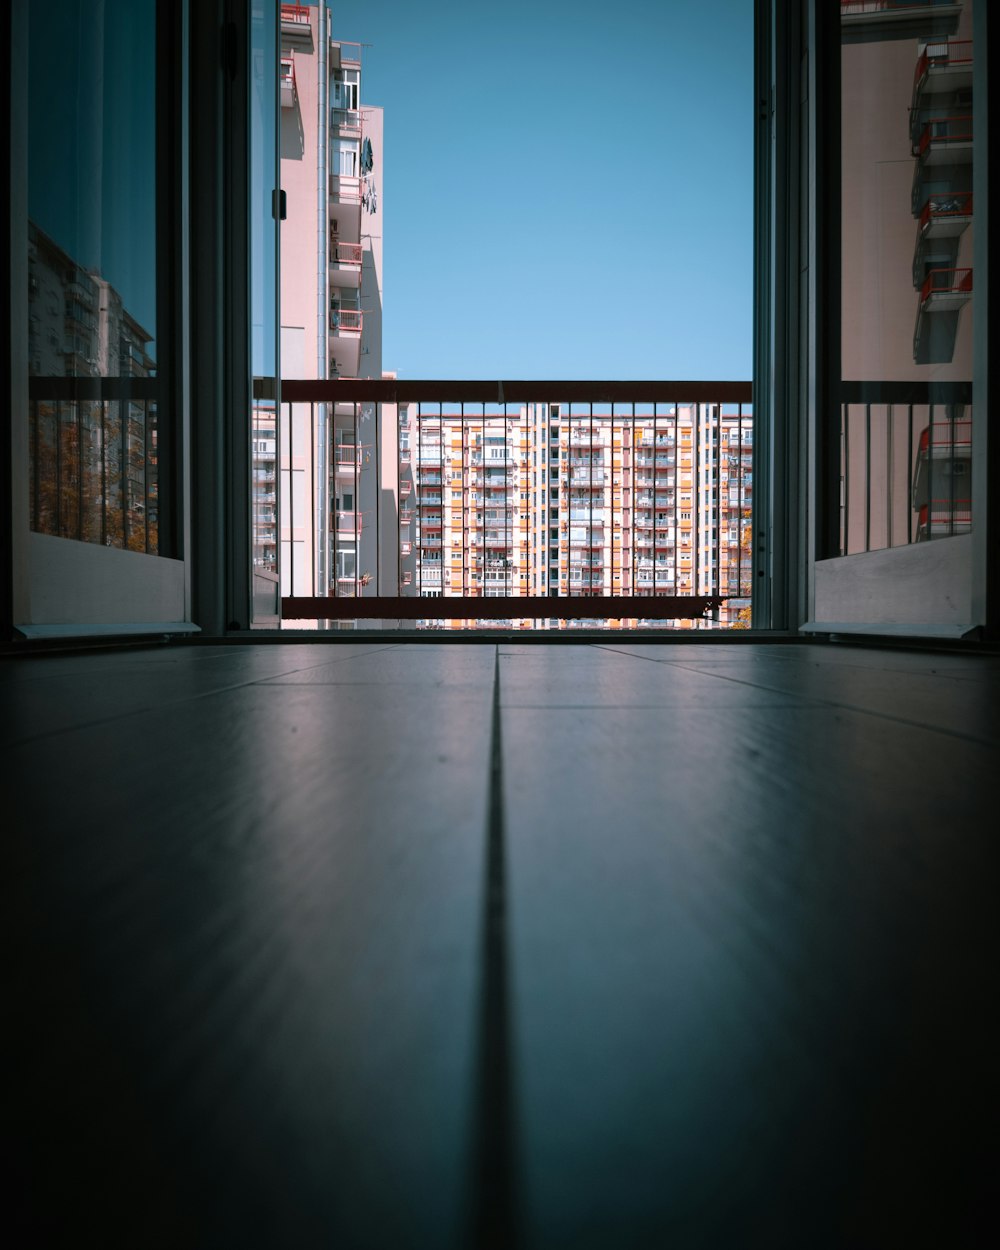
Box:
251;2;280;603
838;0;974;553
26;0;162;554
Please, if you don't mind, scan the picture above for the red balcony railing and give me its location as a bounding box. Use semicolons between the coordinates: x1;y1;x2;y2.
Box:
280;4;310;25
918;192;973;231
920;267;972;303
918;116;973;157
913;39;972;90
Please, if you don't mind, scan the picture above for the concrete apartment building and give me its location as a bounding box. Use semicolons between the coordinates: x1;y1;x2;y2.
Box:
255;2;385;605
398;403;753;628
840;0;974;556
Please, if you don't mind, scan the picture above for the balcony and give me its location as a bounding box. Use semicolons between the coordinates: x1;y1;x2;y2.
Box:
916;116;973;166
334;442;371;474
279;56;297;109
916;499;971;541
329;40;361;70
331;108;362;139
278;378;748;627
329;175;362;244
333;509;367;538
330;239;363;290
919;267;972;311
280;4;312;37
329;307;363;376
912;39;973;107
840;1;963;41
910;415;971;513
917;192;972;240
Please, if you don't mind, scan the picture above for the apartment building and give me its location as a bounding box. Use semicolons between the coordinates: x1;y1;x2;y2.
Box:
258;2;384;605
399;403;753;628
27;222;159;557
840;0;974;555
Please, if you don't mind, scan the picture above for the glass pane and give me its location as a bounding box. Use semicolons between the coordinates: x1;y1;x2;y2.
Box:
251;1;280;617
26;0;164;555
839;0;975;554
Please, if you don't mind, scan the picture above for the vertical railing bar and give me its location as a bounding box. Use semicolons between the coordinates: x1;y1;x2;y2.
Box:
588;401;593;601
630;409;635;610
121;397;129;551
887;403;894;548
76;399;83;541
522;400;527;604
692;400;699;614
864;403;871;554
100;400;107;546
716;407;722;623
54;399;63;538
927;403;935;543
289;399;295;595
843;403;850;555
354;403;361;597
907;403;914;544
374;401;380;594
674;402;679;607
31;399;39;533
397;405;402;597
145;401;152;553
948;403;957;537
310;400;317;593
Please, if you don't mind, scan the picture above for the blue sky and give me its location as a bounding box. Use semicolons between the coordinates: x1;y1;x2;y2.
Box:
345;0;753;380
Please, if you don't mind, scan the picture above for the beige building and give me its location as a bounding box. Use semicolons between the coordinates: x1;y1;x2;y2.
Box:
397;403;752;629
256;2;386;606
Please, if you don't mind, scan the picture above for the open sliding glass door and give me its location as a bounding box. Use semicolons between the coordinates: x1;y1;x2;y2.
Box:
807;0;988;639
9;0;189;639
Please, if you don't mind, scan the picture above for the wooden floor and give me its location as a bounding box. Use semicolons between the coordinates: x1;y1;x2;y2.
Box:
5;640;997;1248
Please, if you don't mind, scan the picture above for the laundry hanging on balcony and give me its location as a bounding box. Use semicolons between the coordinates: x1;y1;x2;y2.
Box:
361;137;374;173
361;173;377;214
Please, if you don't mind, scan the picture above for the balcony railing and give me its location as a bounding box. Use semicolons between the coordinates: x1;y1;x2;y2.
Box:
838;382;971;554
280;4;310;27
329;308;363;333
913;39;972;92
330;40;361;68
918;192;973;233
273;380;752;625
329;174;362;206
920;267;972;306
330;240;363;266
917;115;973;158
334;442;371;470
279;57;296;109
331;109;362;137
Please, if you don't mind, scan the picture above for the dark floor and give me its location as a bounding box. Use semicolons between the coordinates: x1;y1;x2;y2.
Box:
5;640;997;1248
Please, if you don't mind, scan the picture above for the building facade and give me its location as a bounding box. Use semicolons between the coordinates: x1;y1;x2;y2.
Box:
253;2;385;606
397;403;753;629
